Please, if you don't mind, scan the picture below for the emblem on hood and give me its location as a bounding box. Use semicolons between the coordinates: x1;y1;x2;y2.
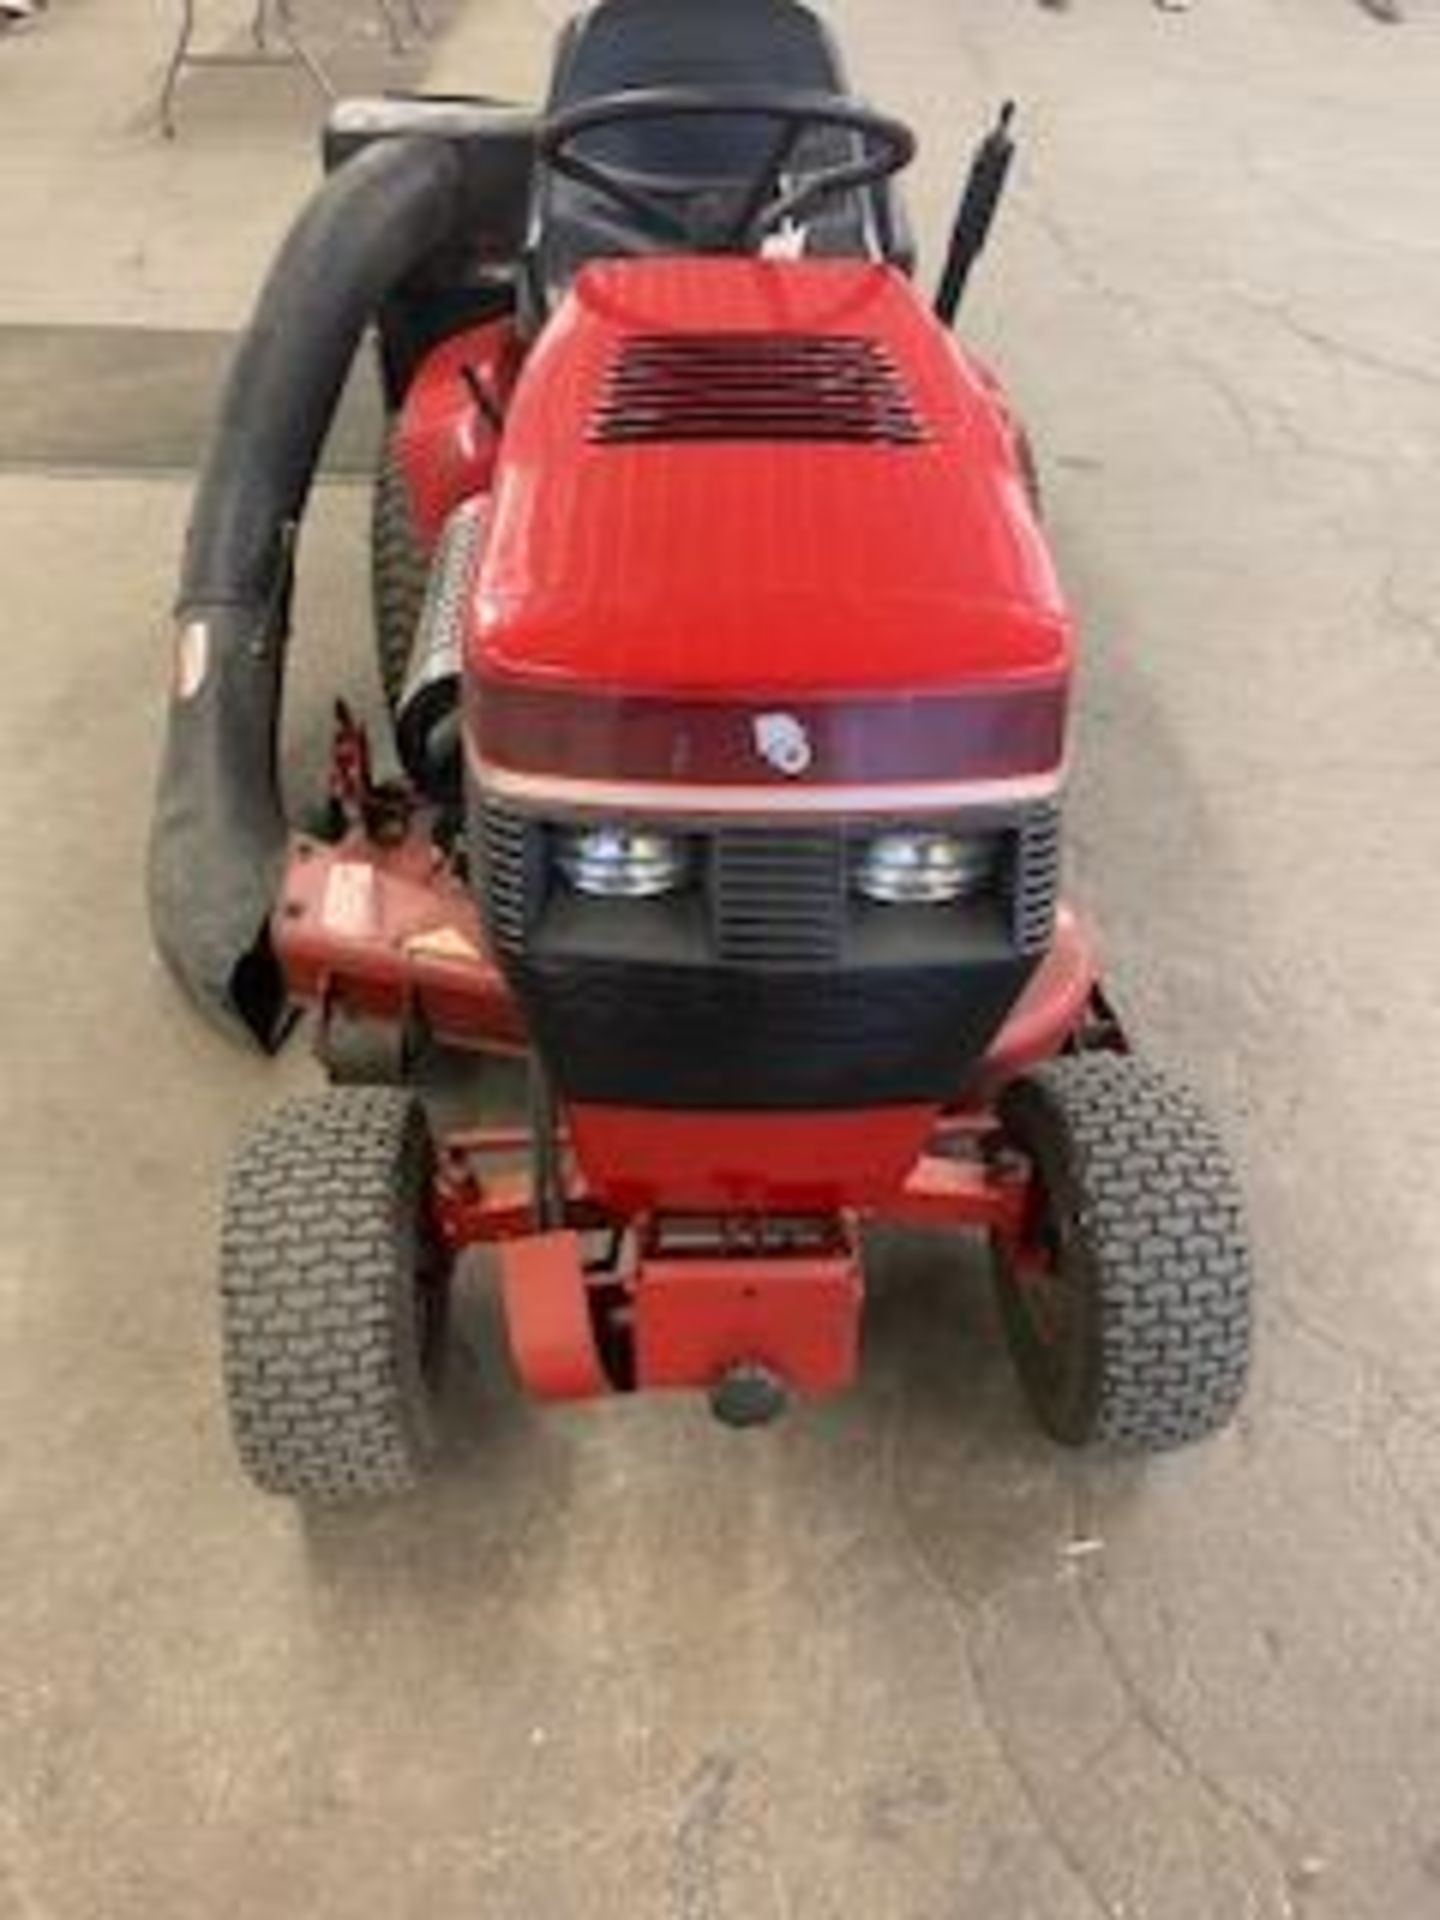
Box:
753;712;814;778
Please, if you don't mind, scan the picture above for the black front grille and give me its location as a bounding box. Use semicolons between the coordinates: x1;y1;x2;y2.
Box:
591;333;929;445
1011;803;1061;953
711;830;845;967
511;956;1034;1110
471;793;1061;1109
475;801;539;955
476;801;1063;968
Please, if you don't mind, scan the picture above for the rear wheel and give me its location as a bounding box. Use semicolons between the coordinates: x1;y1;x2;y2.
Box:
219;1087;449;1501
992;1053;1251;1450
371;432;429;712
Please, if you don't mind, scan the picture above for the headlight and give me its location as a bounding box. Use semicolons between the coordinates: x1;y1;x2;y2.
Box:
556;824;690;899
853;829;999;905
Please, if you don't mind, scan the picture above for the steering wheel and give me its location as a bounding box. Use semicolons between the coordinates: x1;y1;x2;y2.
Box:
537;85;916;253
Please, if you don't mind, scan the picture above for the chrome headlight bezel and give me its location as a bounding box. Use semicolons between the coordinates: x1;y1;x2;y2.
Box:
851;827;1001;906
555;823;692;899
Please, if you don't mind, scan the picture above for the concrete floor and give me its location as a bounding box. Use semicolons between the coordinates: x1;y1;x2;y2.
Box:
3;2;1440;1915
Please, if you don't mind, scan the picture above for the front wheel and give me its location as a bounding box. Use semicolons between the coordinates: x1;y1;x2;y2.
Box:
219;1088;450;1501
992;1054;1252;1451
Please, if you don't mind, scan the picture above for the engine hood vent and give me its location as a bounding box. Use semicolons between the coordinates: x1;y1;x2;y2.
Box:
591;332;929;446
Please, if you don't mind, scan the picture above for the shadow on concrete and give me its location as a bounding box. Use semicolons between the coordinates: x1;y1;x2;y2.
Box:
0;321;383;475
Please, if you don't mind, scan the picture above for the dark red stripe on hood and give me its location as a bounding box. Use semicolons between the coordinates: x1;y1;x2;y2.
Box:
471;680;1066;788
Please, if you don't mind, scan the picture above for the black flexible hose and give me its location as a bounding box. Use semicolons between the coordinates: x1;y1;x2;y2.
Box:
148;136;464;1048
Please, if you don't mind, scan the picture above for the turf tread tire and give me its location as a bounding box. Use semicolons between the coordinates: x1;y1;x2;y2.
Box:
220;1088;445;1502
996;1054;1251;1451
371;435;429;712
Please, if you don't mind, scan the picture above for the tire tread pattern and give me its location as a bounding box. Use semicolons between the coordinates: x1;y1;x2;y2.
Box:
371;436;429;713
220;1089;440;1501
999;1054;1252;1450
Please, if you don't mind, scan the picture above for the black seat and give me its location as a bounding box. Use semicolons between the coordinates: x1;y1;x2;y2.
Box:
535;0;912;294
549;0;846;161
552;0;846;97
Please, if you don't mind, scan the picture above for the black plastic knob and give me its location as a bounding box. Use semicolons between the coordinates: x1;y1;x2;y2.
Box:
709;1364;789;1429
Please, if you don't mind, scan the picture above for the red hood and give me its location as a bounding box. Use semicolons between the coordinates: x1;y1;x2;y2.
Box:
469;258;1071;703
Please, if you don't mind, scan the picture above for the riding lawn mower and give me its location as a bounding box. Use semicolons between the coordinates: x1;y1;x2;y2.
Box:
148;0;1252;1501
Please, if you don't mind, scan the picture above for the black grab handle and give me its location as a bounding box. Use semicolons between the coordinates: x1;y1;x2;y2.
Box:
935;101;1017;328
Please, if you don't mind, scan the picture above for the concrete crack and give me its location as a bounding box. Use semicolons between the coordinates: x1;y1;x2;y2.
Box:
1065;1487;1303;1919
1268;1287;1437;1401
1233;132;1440;263
1020;192;1409;478
1377;560;1440;657
883;1400;1117;1920
1018;193;1273;461
1226;289;1440;401
1367;1387;1440;1576
670;1752;739;1920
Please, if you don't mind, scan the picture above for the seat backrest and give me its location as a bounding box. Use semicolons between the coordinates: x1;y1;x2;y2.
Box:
549;0;848;106
533;0;913;301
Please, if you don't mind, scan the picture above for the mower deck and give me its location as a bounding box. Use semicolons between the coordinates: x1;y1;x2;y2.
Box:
276;818;1098;1092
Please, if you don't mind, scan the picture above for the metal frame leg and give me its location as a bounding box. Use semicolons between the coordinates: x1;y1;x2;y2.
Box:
269;0;336;98
376;0;433;52
159;0;196;139
374;0;431;52
374;0;406;53
160;0;334;138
